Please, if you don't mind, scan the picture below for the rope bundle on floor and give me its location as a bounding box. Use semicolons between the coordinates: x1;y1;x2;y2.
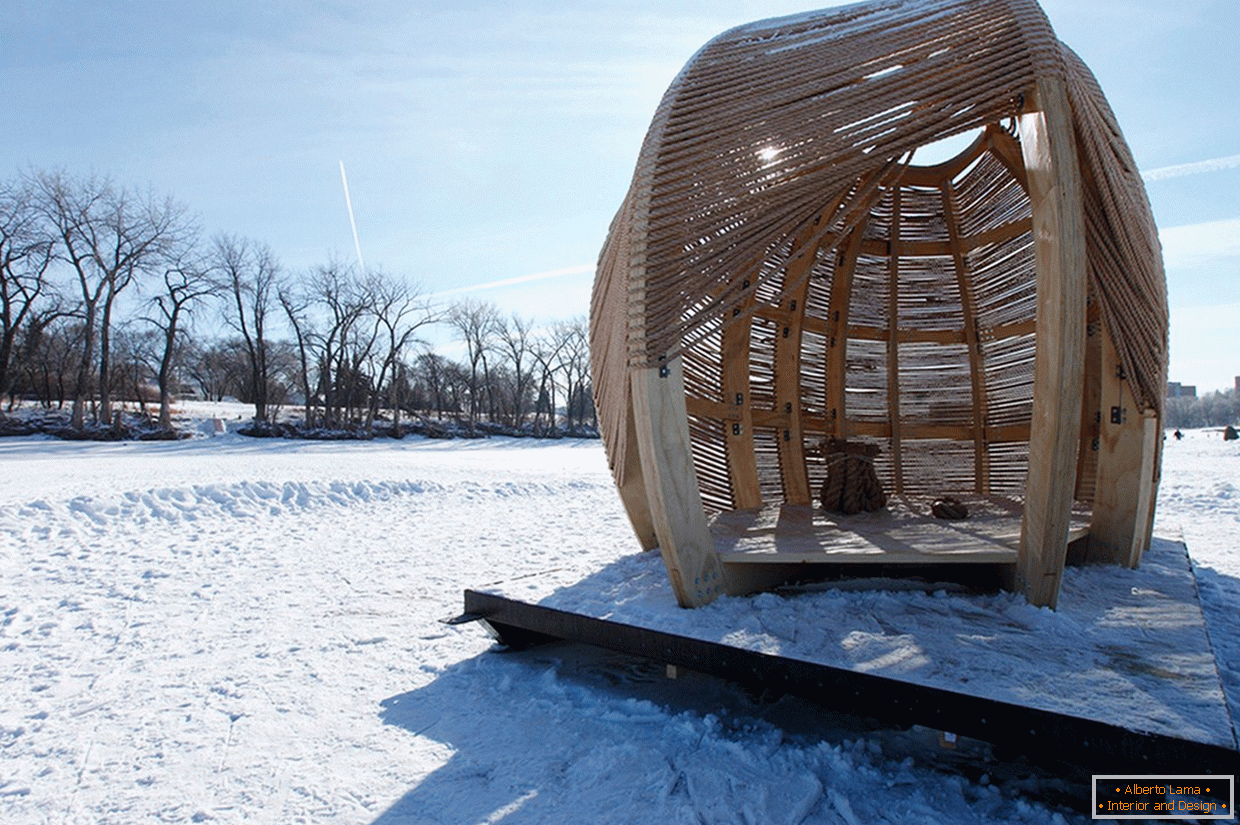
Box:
819;439;887;515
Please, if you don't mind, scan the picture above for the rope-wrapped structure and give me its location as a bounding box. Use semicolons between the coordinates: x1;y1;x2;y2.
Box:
591;0;1167;608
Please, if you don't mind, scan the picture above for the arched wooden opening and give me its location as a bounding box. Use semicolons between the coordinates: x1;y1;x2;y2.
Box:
591;0;1166;609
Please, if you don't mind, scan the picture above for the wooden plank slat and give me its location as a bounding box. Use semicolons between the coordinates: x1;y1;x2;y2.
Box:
1013;77;1088;609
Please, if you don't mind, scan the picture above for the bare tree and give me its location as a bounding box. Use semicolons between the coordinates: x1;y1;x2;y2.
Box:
556;317;593;432
213;234;279;423
110;323;160;418
496;313;536;429
446;298;499;430
311;261;372;428
278;262;373;429
18;311;79;409
32;170;190;428
0;177;54;406
278;283;316;427
531;325;569;435
414;350;450;420
145;243;215;429
368;272;437;433
183;338;245;402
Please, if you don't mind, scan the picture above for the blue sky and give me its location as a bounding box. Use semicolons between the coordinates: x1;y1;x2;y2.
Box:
3;0;1237;390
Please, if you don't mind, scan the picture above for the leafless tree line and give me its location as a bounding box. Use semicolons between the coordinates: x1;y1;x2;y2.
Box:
1165;390;1240;430
1;169;595;437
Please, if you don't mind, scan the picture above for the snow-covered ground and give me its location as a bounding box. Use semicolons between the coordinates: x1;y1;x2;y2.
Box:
0;406;1236;824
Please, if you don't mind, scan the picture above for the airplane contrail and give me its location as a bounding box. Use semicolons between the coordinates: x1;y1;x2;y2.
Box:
339;160;366;274
431;264;595;297
1141;153;1240;182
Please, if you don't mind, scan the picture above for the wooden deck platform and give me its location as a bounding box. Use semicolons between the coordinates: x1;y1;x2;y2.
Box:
710;497;1090;567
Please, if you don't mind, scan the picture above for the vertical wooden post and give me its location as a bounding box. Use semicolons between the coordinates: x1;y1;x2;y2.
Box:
631;357;727;607
1015;77;1087;609
1087;319;1160;567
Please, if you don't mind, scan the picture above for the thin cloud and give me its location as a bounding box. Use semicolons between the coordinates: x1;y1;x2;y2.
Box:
1141;153;1240;182
431;264;595;298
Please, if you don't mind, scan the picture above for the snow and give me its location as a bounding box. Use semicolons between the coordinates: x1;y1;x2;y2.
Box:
0;408;1236;823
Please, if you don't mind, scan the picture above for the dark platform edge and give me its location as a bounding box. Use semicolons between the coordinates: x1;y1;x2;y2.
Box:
462;589;1240;777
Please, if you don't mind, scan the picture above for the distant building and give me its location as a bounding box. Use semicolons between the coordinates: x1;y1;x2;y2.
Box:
1167;382;1197;399
1235;376;1239;394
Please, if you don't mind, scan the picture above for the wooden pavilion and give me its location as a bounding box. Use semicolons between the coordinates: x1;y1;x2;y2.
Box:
590;0;1168;608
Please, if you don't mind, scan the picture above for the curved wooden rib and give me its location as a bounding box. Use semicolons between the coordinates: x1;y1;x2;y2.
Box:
775;274;813;504
897;128;993;188
721;293;762;510
826;222;869;440
941;182;991;494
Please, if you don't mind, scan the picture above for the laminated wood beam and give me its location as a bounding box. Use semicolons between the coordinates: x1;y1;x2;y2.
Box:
1013;77;1088;609
1087;319;1160;567
631;358;727;607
